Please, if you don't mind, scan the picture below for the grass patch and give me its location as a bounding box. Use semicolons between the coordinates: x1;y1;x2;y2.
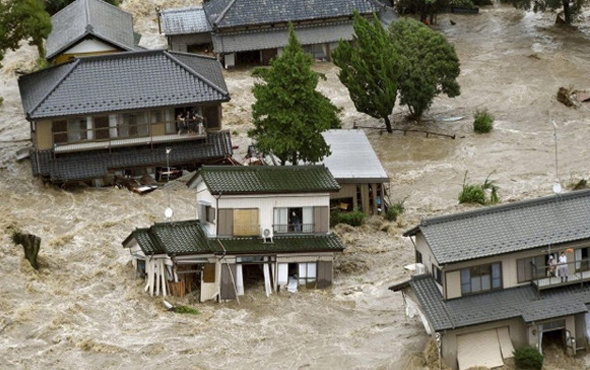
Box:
386;198;406;221
174;305;199;315
331;210;366;227
473;108;494;133
458;171;499;205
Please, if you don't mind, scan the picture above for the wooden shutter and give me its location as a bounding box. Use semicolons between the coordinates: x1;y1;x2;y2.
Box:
314;206;329;233
233;209;259;236
220;263;237;300
218;209;233;236
317;261;333;289
203;263;216;283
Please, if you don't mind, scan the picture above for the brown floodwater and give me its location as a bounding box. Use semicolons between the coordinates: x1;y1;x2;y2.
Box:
1;2;590;369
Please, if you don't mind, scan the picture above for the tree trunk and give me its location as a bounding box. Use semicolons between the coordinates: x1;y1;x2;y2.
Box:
384;116;393;133
562;0;571;24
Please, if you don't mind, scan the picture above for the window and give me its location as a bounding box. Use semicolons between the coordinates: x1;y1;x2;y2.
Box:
433;265;442;285
517;255;547;282
298;262;317;288
94;115;110;140
575;247;590;272
460;263;502;295
416;251;423;264
206;205;215;223
273;207;314;233
119;113;148;137
52;120;68;144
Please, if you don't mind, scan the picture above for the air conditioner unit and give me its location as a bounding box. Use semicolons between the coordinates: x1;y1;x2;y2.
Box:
262;228;273;243
415;263;426;275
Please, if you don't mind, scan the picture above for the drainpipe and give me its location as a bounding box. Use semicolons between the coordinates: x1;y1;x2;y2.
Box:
215;192;222;236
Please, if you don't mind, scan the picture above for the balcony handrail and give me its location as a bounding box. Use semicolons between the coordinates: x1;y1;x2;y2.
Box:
530;255;590;291
273;223;315;233
52;119;206;149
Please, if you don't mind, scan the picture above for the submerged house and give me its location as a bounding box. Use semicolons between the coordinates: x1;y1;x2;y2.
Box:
46;0;141;65
123;165;344;302
321;130;389;215
18;49;232;184
159;0;385;68
391;189;590;369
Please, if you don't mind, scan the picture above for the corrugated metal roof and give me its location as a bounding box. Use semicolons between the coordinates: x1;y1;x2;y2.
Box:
160;6;212;35
30;131;233;182
211;21;355;54
405;190;590;264
203;0;382;28
321;130;389;183
401;274;590;331
18;50;229;120
46;0;136;59
197;165;340;195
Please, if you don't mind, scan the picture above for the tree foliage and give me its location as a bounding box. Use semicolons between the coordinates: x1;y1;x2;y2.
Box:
390;18;461;120
248;24;341;165
395;0;451;24
44;0;119;15
504;0;587;24
0;0;52;67
332;12;400;133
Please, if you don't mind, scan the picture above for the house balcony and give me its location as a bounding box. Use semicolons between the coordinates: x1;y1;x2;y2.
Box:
52;120;206;154
273;223;315;234
532;258;590;291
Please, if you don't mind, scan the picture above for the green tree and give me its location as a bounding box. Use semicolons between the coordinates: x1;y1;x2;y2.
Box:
505;0;587;25
44;0;119;15
248;24;341;165
332;11;400;133
0;0;52;66
390;18;460;120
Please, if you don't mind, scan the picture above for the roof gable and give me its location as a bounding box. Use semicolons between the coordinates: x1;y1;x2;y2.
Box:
196;165;340;195
203;0;382;28
406;189;590;264
46;0;136;59
18;50;229;119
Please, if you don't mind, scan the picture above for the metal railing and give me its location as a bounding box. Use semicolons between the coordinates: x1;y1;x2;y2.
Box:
273;223;315;234
531;257;590;291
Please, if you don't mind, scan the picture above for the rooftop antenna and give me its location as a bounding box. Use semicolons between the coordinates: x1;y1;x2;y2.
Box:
550;119;561;194
165;147;173;219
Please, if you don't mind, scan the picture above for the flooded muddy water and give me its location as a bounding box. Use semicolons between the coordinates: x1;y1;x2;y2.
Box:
1;2;590;369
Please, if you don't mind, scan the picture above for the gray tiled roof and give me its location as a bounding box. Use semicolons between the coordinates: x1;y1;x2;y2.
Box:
218;234;345;254
19;50;229;120
398;275;590;331
405;190;590;264
30;131;233;182
197;165;340;195
46;0;136;60
123;220;344;256
321;130;389;183
203;0;382;28
160;6;212;35
211;20;355;54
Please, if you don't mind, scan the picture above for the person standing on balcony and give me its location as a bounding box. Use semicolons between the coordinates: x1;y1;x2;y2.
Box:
547;254;556;277
558;251;568;282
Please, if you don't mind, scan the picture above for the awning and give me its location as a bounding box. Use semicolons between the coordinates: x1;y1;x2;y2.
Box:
457;328;511;370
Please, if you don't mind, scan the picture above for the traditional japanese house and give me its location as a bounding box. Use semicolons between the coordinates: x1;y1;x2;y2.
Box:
46;0;141;65
391;189;590;369
320;130;389;215
18;49;232;184
159;0;385;68
123;165;345;302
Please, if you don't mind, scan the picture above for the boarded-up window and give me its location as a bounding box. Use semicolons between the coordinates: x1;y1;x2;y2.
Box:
317;261;333;289
314;206;329;233
233;209;259;236
218;209;233;236
203;263;216;283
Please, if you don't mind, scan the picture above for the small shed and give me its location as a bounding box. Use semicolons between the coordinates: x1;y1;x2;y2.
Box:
321;129;389;215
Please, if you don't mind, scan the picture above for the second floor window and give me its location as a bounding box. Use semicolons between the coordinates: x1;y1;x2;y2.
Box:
461;262;501;295
433;265;442;285
273;207;314;233
516;255;547;283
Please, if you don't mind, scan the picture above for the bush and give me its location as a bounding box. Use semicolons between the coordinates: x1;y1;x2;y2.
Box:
174;305;199;315
332;210;366;227
473;109;494;133
458;184;486;205
513;346;543;370
386;199;406;221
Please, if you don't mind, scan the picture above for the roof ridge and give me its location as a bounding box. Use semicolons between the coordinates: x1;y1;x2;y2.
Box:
163;51;229;97
28;60;81;118
202;164;329;171
214;0;239;26
421;189;590;227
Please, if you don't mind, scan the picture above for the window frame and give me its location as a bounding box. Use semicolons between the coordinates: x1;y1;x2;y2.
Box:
460;262;502;295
